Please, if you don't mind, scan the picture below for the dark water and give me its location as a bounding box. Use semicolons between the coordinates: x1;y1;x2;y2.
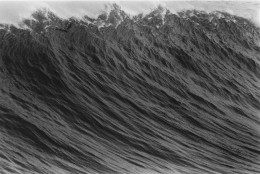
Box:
1;7;260;174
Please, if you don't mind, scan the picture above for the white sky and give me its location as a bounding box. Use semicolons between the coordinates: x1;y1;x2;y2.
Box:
0;0;259;26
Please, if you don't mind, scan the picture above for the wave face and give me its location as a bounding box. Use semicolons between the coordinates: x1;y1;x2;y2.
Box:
1;6;260;174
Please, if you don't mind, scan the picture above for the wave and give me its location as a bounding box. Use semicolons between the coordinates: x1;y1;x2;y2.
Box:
0;5;260;174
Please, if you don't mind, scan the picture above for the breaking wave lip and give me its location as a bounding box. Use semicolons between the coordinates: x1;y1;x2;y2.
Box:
0;4;260;174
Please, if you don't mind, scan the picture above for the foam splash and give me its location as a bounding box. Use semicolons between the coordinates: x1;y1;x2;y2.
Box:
0;1;259;27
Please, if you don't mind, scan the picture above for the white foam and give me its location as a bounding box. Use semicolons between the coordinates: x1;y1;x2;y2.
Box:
209;16;214;22
21;24;32;31
257;9;260;27
215;12;224;19
189;11;195;17
161;8;167;25
0;2;259;28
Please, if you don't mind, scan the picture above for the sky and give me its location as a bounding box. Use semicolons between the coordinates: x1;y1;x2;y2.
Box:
0;0;260;26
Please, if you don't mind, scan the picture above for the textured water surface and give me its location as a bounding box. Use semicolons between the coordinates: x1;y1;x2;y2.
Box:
0;5;260;174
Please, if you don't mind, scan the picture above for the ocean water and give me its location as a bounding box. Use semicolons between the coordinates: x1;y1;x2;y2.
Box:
0;6;260;174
